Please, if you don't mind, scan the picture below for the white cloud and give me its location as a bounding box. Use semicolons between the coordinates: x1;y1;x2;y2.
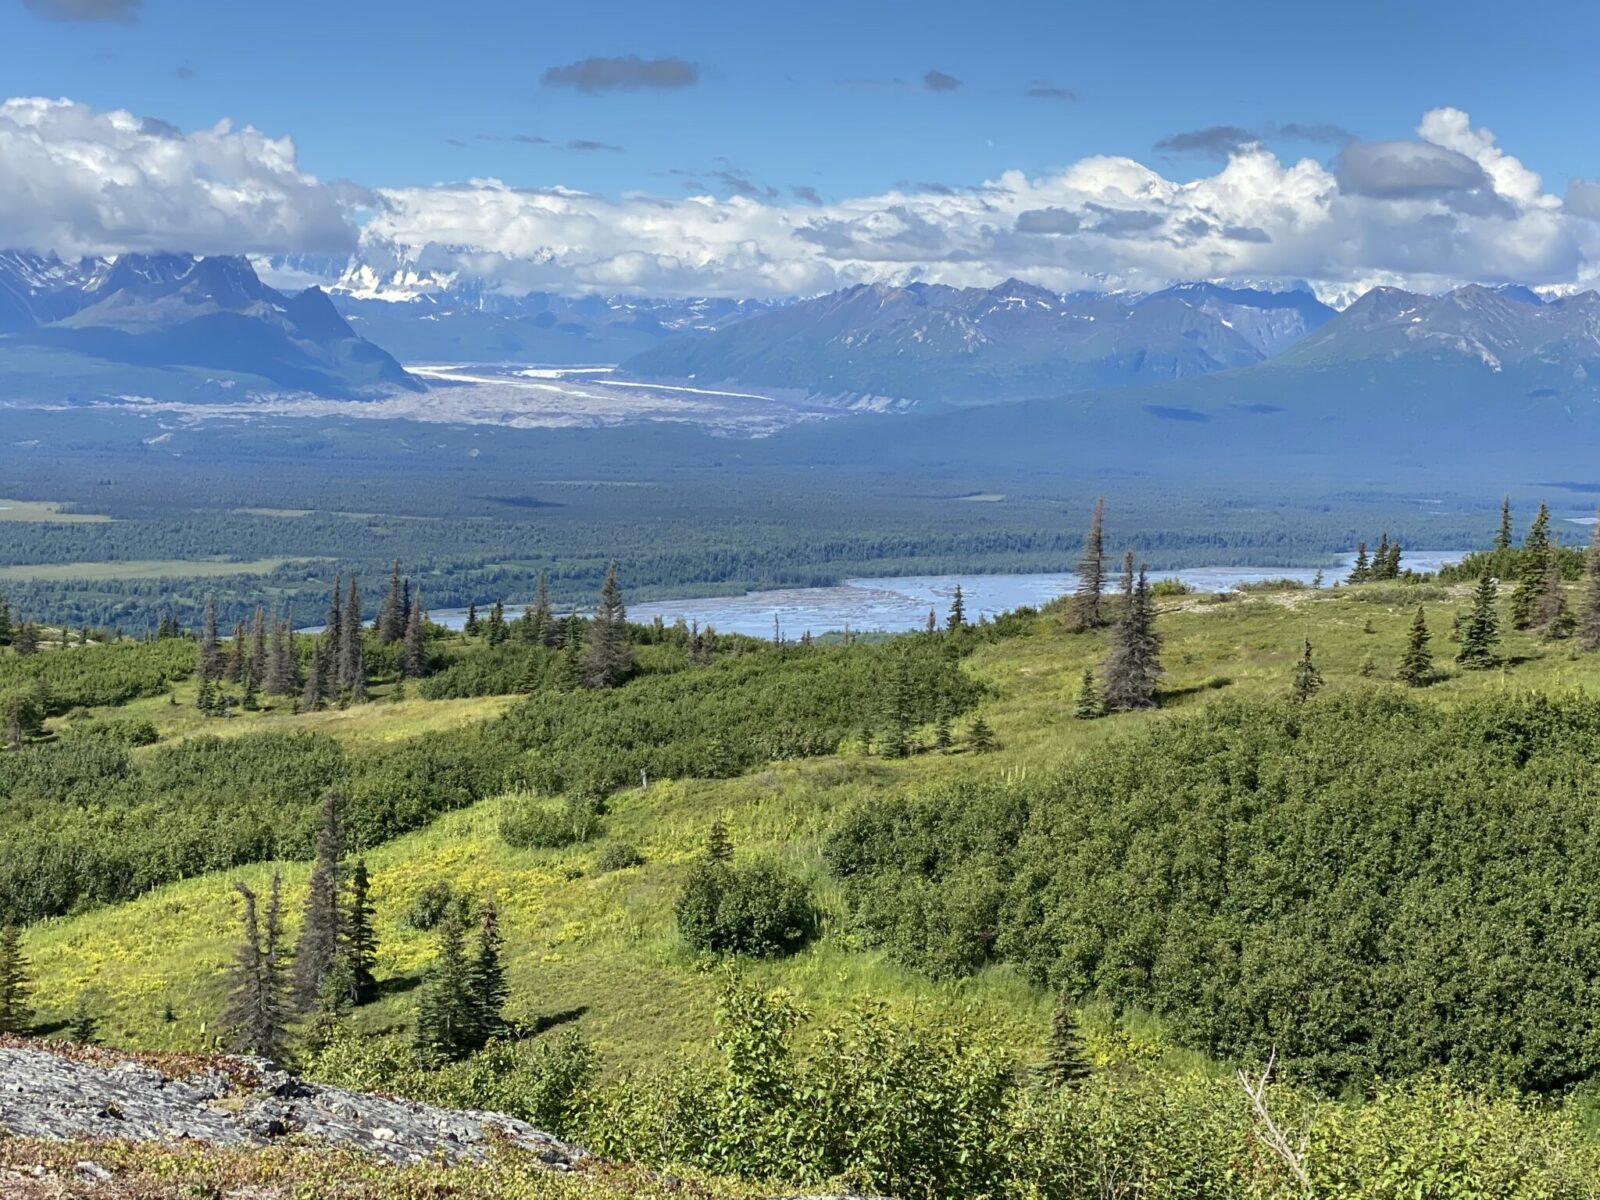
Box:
3;97;1596;301
0;97;356;259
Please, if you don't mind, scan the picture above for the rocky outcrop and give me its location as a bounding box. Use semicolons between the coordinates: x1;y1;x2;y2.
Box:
0;1045;587;1168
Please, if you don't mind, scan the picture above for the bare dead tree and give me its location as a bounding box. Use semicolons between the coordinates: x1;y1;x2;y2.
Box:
1238;1049;1313;1195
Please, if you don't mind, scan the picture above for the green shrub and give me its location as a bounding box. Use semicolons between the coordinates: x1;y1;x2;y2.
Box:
675;859;818;957
498;794;603;850
403;881;465;932
596;841;645;872
1150;578;1193;597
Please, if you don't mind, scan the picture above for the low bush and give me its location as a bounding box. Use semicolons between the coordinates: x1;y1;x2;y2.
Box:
675;859;818;957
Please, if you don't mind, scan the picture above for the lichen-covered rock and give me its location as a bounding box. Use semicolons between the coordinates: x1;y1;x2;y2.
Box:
0;1046;588;1168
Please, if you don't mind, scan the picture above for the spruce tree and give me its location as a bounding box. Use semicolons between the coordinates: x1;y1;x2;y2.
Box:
1580;512;1600;652
947;583;966;631
341;576;366;701
1036;993;1091;1090
300;639;325;712
223;874;288;1061
345;859;378;1004
1495;496;1513;552
0;592;10;646
1101;566;1163;711
1118;552;1134;612
584;564;634;689
705;819;734;864
1358;652;1377;678
1397;605;1433;686
464;601;480;637
468;902;508;1046
292;791;346;1010
925;609;937;635
0;925;33;1035
933;707;953;749
531;571;555;646
1073;667;1101;720
414;913;477;1063
248;607;268;691
968;714;997;753
1372;534;1391;580
402;597;428;678
1457;574;1502;669
224;621;246;684
13;622;37;657
881;656;914;758
1510;504;1555;630
487;599;508;646
1532;545;1575;639
1291;638;1323;702
377;561;404;644
558;613;584;689
324;575;343;666
197;593;221;684
1347;543;1370;584
69;995;99;1045
1071;498;1106;630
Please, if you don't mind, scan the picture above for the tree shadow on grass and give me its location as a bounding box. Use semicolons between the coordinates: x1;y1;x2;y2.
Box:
513;1006;590;1041
372;973;423;1002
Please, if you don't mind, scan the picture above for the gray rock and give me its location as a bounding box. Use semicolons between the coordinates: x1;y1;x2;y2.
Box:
0;1047;588;1168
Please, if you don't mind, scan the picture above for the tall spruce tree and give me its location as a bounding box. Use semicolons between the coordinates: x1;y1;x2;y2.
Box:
1101;566;1163;711
13;622;37;657
1458;574;1502;669
345;859;378;1004
487;599;508;646
377;561;404;644
324;575;343;665
1036;993;1091;1090
248;607;268;690
1495;496;1513;552
341;576;366;701
531;571;555;646
464;601;480;637
1291;638;1323;702
1397;605;1434;687
1581;512;1600;652
468;902;508;1046
0;925;33;1034
414;912;477;1062
583;564;634;689
1347;543;1370;584
558;613;584;690
0;592;11;646
1372;534;1391;580
402;596;428;678
300;639;326;713
223;874;288;1061
1532;545;1575;639
292;792;346;1010
1118;552;1134;611
224;621;246;684
1071;498;1107;630
196;594;221;686
1511;504;1554;630
947;583;966;631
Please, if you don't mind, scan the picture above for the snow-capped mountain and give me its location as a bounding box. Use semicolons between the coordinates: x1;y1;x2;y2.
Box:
0;251;419;398
256;248;781;364
619;278;1335;405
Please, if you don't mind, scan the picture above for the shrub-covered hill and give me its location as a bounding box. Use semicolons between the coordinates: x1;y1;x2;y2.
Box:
17;574;1600;1195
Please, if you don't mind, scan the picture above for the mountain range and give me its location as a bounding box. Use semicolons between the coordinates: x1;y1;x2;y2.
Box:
618;279;1338;405
260;248;777;364
0;251;419;400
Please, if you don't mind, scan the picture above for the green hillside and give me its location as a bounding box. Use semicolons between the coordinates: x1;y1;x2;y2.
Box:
11;553;1600;1195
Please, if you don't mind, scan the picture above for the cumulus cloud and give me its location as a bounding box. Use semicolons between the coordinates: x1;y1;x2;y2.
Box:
923;69;962;92
22;0;139;22
541;55;698;93
6;97;1597;301
0;97;356;257
363;106;1593;299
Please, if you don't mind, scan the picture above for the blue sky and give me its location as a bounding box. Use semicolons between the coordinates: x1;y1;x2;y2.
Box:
4;0;1597;200
4;0;1600;298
